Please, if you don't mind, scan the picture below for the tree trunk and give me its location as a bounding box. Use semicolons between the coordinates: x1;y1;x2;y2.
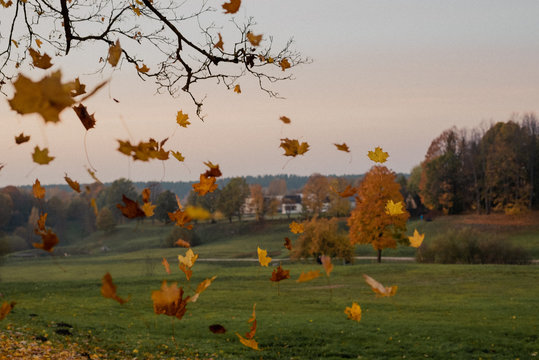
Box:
377;249;382;263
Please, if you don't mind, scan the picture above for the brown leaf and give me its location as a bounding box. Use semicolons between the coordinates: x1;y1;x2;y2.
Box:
116;194;145;219
283;237;292;250
14;132;30;144
28;48;53;69
192;174;218;195
0;302;16;321
246;32;262;46
222;0;241;14
36;212;47;232
70;77;86;97
33;228;59;252
142;188;151;203
233;84;241;94
101;272;130;304
334;143;350;153
64;174;81;193
73;104;96;130
296;270;322;283
108;40;121;66
270;265;290;282
280;58;291;71
32;179;45;199
204;161;222;178
151;281;190;320
214;33;224;50
280;138;309;157
279;116;291;124
32;146;55;165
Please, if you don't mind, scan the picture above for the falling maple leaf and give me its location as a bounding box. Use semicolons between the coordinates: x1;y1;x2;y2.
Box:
279;116;291;124
101;272;130;304
283;237;292;250
176;110;190;128
141;202;156;217
192;174;218;195
9;71;76;123
171;151;185;162
289;221;304;234
189;276;217;303
36;212;47;231
344;302;362;322
116;194;145;219
33;228;59;252
28;48;53;69
178;248;198;268
321;255;333;277
142;188;151;203
168;208;193;229
368;146;389;163
108;40;122;66
222;0;240;14
185;206;211;220
246;32;262;46
408;229;425;248
64;174;81;193
70;77;86;97
333;184;357;198
14;133;30;144
296;270;322;283
162;257;171;274
73;104;96;130
32;179;46;199
87;167;102;184
151;281;190;320
117;138;169;161
203;161;222;178
363;274;397;297
334;143;350;153
385;200;405;216
280;138;309;157
244;303;257;339
279;58;291;71
131;5;141;16
209;324;226;334
257;246;272;267
32;146;55;165
236;333;260;350
0;302;16;321
136;63;149;73
214;33;224;50
270;265;290;282
233;84;241;94
174;238;190;247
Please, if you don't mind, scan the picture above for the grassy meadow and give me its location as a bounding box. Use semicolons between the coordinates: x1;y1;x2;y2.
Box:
1;215;538;359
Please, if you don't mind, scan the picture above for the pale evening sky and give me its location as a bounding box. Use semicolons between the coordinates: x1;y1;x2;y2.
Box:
1;0;538;186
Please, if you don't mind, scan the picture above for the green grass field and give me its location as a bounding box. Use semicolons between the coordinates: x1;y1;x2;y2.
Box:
1;216;538;359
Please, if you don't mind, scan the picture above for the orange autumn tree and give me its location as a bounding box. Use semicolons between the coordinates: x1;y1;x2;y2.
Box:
348;165;409;263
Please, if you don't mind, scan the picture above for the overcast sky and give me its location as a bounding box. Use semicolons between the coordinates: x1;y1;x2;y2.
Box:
1;0;538;186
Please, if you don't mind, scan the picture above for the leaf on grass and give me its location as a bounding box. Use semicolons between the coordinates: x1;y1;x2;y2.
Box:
283;237;292;250
363;274;397;297
101;272;130;304
209;324;226;334
344;302;362;322
176;110;190;128
233;84;241;94
32;179;46;199
280;138;309;157
270;265;290;282
246;32;262;46
64;174;81;193
28;48;53;69
151;281;190;320
14;133;30;144
116;194;145;219
257;246;271;267
162;257;171;274
108;40;121;66
32;146;55;165
222;0;240;14
321;255;333;277
385;200;405;216
289;221;304;234
9;71;75;123
189;276;217;303
0;302;16;321
334;143;350;153
73;104;96;130
367;146;389;163
296;270;321;283
408;229;424;248
192;174;218;195
279;116;291;124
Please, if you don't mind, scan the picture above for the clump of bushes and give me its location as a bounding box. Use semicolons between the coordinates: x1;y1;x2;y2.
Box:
416;228;530;265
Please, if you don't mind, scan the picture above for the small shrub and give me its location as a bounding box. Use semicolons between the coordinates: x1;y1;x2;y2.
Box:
163;226;201;247
416;228;531;264
0;235;31;255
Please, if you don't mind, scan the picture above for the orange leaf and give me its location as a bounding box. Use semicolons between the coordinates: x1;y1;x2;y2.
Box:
214;33;224;50
283;237;292;250
246;32;262;46
233;84;241;94
142;188;151;203
0;302;16;321
35;39;42;48
32;179;45;199
116;194;145;219
367;146;389;163
189;275;217;303
408;229;425;248
334;143;350;153
203;161;222;178
168;208;193;229
321;255;333;277
257;246;271;267
136;63;149;73
32;146;55;165
279;58;291;71
174;238;191;247
333;184;357;198
141;202;156;217
236;333;260;350
280;138;309;157
73;104;96;130
36;212;47;231
179;263;193;281
363;274;397;297
245;303;257;339
270;265;290;282
296;270;321;283
33;228;59;252
28;48;53;69
91;198;98;216
279;116;291;124
289;221;304;234
151;281;190;320
222;0;240;14
192;174;218;195
101;272;130;304
344;302;362;322
176;110;190;128
162;257;171;274
14;132;30;144
108;40;121;66
64;174;81;193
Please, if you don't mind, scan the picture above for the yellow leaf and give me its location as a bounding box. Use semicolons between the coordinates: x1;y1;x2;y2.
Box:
280;138;309;157
363;274;398;297
136;63;149;73
171;151;185;162
296;270;321;283
185;206;211;220
108;40;121;66
408;229;425;248
176;110;190;127
214;33;224;50
257;246;271;267
344;302;362;322
32;146;55;165
141;202;156;217
189;276;217;303
9;71;75;123
246;32;262;46
0;302;15;321
233;84;241;94
367;146;389;163
222;0;241;14
279;58;290;71
321;255;333;277
236;333;260;350
178;248;198;268
29;48;53;69
32;179;45;199
289;221;304;234
385;200;405;215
